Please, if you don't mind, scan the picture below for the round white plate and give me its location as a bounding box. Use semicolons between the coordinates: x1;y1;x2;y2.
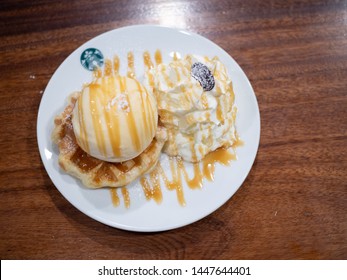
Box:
37;25;260;232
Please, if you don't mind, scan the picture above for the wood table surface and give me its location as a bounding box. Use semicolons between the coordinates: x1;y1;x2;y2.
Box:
1;0;346;260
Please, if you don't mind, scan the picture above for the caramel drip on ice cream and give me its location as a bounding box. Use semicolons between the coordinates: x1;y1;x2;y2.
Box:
143;88;156;138
89;84;106;156
77;72;157;160
103;77;121;157
134;79;150;140
120;77;141;152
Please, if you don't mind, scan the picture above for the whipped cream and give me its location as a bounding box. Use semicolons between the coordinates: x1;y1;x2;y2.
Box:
144;54;237;162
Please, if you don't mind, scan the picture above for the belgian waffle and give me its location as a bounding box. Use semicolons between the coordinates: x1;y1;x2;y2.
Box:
52;91;167;189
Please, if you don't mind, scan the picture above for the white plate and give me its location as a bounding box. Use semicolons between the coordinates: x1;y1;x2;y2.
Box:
37;25;260;232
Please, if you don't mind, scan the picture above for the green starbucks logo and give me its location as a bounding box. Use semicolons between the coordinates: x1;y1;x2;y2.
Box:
80;48;104;71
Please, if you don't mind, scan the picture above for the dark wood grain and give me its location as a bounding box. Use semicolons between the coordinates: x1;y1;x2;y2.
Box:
0;0;346;260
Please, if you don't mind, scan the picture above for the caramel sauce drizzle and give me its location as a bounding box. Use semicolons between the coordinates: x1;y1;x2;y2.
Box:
140;147;237;206
121;187;130;208
201;93;208;109
140;53;157;138
143;51;155;89
142;159;186;206
89;84;107;157
102;76;121;157
143;51;154;69
140;170;163;203
127;51;135;78
215;84;224;123
113;55;120;74
154;49;162;65
121;77;141;152
110;188;120;206
104;59;112;76
93;67;102;79
216;99;223;123
173;66;181;83
70;147;100;172
110;188;130;208
134;79;150;140
202;148;237;181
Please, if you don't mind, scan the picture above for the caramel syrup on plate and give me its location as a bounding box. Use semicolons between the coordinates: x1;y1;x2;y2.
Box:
110;188;130;208
139;147;238;206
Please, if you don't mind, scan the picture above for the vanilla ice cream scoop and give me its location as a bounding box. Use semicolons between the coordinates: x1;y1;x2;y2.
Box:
72;75;158;162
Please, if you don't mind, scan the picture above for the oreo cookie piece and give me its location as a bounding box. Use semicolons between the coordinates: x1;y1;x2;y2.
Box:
191;62;215;91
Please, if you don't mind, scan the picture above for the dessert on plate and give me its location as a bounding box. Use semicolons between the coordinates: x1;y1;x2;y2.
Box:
52;66;167;189
144;54;238;163
52;51;239;192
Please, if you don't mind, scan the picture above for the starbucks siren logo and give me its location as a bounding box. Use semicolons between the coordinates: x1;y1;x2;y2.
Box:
80;48;104;71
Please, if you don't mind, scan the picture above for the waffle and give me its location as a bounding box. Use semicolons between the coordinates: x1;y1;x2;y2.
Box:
52;91;167;189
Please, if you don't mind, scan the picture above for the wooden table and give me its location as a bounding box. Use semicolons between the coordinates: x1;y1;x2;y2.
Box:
1;0;346;260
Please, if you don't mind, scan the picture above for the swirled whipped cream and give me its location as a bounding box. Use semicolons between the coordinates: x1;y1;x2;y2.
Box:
144;54;237;162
